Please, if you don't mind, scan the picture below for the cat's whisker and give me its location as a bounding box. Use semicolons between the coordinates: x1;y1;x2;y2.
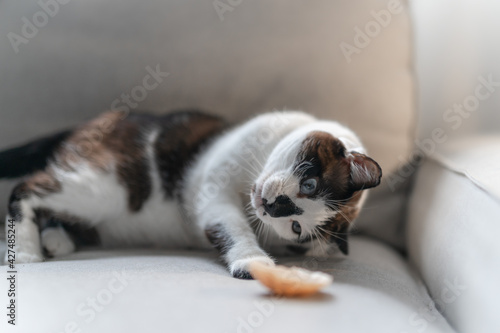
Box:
323;191;363;205
282;169;294;185
255;220;264;241
246;165;262;179
317;226;339;238
266;222;273;247
239;166;260;180
235;160;262;179
246;149;266;171
311;228;327;255
281;182;296;192
317;227;349;238
336;208;354;224
313;229;326;253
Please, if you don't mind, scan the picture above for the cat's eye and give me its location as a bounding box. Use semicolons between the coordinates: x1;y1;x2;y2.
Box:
300;178;317;195
292;220;302;235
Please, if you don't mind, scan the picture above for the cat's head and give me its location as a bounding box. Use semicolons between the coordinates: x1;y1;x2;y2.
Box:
250;129;382;255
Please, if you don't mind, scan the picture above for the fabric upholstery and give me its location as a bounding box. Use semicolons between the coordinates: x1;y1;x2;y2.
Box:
0;236;454;333
407;136;500;333
428;136;500;200
0;0;415;245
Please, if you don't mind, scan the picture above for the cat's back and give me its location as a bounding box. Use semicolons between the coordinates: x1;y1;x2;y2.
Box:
59;110;227;199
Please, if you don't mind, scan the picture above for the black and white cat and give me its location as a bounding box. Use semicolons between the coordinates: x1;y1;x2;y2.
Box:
0;110;381;279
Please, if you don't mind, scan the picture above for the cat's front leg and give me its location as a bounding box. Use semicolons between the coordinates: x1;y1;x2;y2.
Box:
3;184;45;265
206;222;274;279
4;214;43;265
201;206;274;279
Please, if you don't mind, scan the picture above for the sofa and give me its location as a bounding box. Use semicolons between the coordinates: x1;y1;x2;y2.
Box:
0;1;498;332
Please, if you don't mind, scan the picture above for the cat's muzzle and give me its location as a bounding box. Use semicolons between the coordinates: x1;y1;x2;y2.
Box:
261;195;304;218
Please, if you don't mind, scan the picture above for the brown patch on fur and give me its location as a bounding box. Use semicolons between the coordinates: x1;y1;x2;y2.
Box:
59;111;125;171
99;113;152;212
325;192;362;227
317;191;364;255
8;171;62;221
25;171;62;197
295;131;377;255
295;131;351;201
56;111;151;212
154;111;226;198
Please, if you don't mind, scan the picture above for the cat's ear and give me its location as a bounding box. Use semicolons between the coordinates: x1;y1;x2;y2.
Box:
346;152;382;191
334;224;349;255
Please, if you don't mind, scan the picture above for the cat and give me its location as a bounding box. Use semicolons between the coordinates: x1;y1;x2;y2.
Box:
0;110;382;279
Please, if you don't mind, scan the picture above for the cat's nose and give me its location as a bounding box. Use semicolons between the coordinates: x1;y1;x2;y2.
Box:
261;195;303;218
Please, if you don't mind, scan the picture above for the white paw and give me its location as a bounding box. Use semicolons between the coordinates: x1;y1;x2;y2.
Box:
230;255;275;279
13;251;43;264
41;227;75;257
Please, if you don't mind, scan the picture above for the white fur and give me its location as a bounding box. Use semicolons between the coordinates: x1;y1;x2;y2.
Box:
41;226;75;257
7;209;43;263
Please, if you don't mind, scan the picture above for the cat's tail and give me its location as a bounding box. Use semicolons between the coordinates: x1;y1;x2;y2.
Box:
0;130;72;179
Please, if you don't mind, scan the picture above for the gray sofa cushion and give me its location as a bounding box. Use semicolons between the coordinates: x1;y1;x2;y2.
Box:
407;136;500;333
0;236;454;333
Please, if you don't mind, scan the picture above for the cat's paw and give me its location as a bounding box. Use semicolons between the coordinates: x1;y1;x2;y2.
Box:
41;227;76;257
12;251;44;264
230;256;275;280
4;243;44;265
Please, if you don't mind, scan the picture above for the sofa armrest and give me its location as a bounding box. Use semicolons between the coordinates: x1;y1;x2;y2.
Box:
406;135;500;333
